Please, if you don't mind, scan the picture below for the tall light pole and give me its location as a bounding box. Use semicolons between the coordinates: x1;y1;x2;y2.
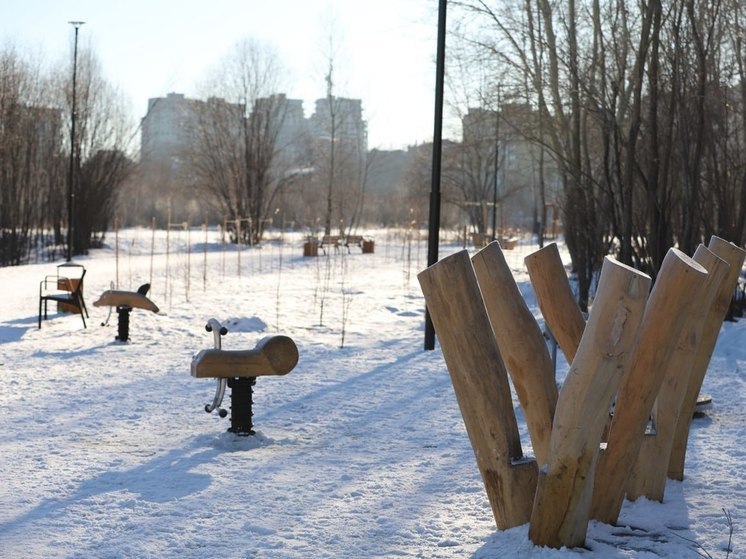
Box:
67;20;84;262
424;0;447;350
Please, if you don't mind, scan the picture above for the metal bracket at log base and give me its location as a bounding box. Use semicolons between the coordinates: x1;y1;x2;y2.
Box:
191;319;299;435
418;250;537;530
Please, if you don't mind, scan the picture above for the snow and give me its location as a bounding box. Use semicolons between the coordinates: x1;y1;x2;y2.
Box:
0;228;743;558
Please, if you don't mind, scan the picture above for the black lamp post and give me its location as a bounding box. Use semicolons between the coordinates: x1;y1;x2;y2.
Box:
424;0;447;350
67;20;84;262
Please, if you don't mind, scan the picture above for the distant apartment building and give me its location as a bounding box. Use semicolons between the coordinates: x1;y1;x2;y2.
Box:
140;93;196;169
308;96;367;156
461;104;560;231
141;92;367;169
263;94;308;166
137;92;369;224
366;149;407;195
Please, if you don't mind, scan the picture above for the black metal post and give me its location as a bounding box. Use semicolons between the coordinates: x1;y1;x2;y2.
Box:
492;90;500;242
227;377;257;436
67;21;84;262
425;0;447;351
116;306;131;342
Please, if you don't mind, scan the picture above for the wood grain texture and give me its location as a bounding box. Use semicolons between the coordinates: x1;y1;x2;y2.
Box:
418;250;537;530
590;248;709;524
668;237;746;480
627;245;729;501
525;243;585;365
529;256;650;548
473;241;558;466
191;335;299;378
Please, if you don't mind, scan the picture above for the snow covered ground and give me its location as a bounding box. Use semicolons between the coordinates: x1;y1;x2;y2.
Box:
0;228;743;559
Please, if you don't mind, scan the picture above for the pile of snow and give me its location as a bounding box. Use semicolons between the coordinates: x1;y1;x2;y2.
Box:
0;228;742;558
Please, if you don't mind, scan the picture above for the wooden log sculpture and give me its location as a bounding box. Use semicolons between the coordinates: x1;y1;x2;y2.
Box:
472;241;558;466
93;285;159;342
191;321;299;435
418;250;537;530
626;245;729;502
524;243;585;365
529;256;650;549
590;248;709;524
668;236;746;480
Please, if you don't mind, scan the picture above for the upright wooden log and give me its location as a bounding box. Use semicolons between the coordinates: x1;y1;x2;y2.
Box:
529;257;650;549
525;243;585;364
472;241;558;466
418;250;537;529
626;245;729;502
590;248;709;524
668;237;746;480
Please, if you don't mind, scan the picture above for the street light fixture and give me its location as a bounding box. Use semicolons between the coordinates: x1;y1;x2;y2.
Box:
67;20;84;262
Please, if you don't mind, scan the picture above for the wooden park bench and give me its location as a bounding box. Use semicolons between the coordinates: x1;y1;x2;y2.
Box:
304;235;374;256
344;235;374;253
191;318;299;435
320;235;342;252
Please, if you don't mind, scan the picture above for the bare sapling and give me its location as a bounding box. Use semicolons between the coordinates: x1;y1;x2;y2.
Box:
185;221;191;303
203;218;208;292
128;237;135;289
221;219;227;280
166;206;172;310
339;251;353;348
115;216;120;289
318;247;334;326
149;216;156;297
275;239;283;331
236;218;242;280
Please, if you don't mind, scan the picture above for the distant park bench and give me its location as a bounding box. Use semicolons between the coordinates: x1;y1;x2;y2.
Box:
304;235;374;255
321;235;342;251
471;234;519;250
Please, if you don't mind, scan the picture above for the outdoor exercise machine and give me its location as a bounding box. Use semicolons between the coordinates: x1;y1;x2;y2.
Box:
93;283;159;342
191;318;299;435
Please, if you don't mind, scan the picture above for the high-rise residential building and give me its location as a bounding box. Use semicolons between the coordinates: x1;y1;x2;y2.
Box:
140;93;195;168
255;94;309;167
137;91;369;225
309;96;367;154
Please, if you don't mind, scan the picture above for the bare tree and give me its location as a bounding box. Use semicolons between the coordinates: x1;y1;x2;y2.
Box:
191;39;298;243
451;0;746;292
59;45;135;255
0;44;65;265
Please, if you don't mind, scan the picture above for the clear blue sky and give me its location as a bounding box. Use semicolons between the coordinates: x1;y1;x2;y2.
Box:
1;0;442;150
